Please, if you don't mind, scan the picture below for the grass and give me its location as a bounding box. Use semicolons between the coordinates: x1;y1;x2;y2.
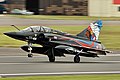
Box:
9;15;120;20
0;74;120;80
0;26;26;47
0;25;120;49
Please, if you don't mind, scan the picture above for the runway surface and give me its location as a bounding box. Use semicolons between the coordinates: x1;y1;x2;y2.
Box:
0;16;120;26
0;48;120;75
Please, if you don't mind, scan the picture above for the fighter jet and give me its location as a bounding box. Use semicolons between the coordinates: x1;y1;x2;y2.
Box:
4;20;111;63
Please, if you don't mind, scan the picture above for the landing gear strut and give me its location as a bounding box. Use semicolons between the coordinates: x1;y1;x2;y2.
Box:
28;42;33;58
47;48;55;62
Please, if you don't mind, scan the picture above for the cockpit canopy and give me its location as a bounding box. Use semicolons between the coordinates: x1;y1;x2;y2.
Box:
21;26;66;34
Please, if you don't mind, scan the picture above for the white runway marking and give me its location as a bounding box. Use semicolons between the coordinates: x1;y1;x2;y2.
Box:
0;71;120;77
0;55;46;57
0;63;34;65
0;56;25;58
0;60;119;64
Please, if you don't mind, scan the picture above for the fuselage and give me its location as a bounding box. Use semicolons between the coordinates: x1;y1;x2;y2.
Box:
4;31;105;52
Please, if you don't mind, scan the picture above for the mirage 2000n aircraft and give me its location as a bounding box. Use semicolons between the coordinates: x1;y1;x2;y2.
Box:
4;20;111;63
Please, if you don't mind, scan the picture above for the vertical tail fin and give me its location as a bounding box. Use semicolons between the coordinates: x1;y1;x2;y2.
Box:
76;20;102;41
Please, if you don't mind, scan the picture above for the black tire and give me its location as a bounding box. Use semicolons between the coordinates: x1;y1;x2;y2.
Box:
74;56;80;63
47;48;55;62
28;54;33;58
48;56;55;62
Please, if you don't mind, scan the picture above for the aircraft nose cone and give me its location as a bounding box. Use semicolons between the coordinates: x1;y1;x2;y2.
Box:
4;32;16;37
4;32;26;41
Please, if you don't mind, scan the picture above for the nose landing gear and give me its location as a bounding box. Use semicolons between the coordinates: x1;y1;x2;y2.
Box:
28;42;33;58
28;53;33;57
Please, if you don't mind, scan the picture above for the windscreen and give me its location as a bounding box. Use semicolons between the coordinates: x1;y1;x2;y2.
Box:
21;26;66;34
21;26;52;32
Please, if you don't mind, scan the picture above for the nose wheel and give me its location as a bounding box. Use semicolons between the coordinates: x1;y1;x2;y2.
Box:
28;53;33;57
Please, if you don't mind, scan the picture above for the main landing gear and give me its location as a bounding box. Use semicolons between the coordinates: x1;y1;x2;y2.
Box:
74;55;80;63
47;48;55;62
74;49;82;63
